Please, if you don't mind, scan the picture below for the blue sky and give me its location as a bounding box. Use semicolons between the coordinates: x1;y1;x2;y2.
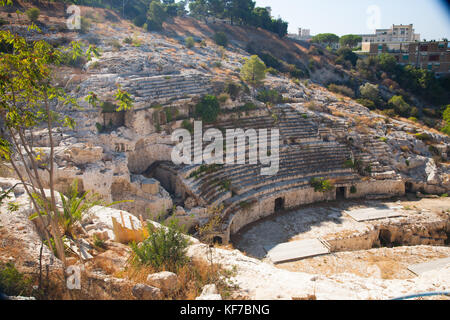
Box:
254;0;450;40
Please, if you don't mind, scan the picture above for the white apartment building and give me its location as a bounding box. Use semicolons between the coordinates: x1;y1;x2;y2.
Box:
360;24;420;44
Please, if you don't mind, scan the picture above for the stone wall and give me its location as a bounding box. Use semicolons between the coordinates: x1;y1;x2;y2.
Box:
225;186;336;243
346;179;405;199
223;180;406;243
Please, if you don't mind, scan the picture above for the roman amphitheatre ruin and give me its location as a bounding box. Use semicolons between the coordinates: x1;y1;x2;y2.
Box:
0;2;448;300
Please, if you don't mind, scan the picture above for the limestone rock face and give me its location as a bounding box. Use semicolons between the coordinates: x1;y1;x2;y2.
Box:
0;178;62;272
93;246;130;274
82;206;143;241
146;271;178;291
132;284;163;300
65;143;103;165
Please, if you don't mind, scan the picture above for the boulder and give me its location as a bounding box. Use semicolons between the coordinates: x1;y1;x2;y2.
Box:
195;284;222;300
94;247;130;274
175;206;186;216
184;197;197;209
146;271;178;291
65;143;103;165
132;284;163;300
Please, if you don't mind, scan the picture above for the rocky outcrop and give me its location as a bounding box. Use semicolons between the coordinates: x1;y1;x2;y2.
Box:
132;284;163;300
146;271;178;292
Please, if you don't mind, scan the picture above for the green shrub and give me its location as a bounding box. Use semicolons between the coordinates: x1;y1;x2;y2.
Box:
343;159;355;169
388;95;412;118
133;14;147;27
224;81;242;100
350;186;357;194
109;39;122;51
359;83;379;101
130;223;189;273
242;102;257;111
181;119;193;134
0;262;32;296
25;7;40;23
185;36;195;48
328;84;355;98
415;132;432;142
93;235;106;249
356;98;376;110
95;122;104;133
266;67;279;75
59;51;86;68
100;101;117;113
212;61;222;68
213;32;228;47
310;177;334;192
0;17;8;26
220;180;231;191
218;93;230;104
257;89;282;104
195;95;220;123
123;37;133;45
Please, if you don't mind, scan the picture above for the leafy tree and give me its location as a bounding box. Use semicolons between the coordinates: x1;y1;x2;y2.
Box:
225;0;255;25
189;0;209;22
270;18;288;38
114;85;134;111
311;33;340;47
25;7;40;23
147;0;167;30
0;23;98;265
240;55;266;85
251;7;272;29
207;0;225;18
388;95;411;117
359;83;380;101
213;31;228;47
378;53;397;72
195;95;220;123
336;47;358;67
339;34;362;48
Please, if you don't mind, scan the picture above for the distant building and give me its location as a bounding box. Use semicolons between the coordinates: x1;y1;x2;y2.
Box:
265;6;272;17
359;24;420;44
361;40;450;77
287;27;312;41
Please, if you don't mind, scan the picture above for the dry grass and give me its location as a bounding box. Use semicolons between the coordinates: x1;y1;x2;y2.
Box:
120;257;238;300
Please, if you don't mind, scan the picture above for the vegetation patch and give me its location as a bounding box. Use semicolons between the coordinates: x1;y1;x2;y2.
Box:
310;178;334;193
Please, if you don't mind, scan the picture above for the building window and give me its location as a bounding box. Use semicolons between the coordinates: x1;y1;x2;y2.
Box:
429;55;440;62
